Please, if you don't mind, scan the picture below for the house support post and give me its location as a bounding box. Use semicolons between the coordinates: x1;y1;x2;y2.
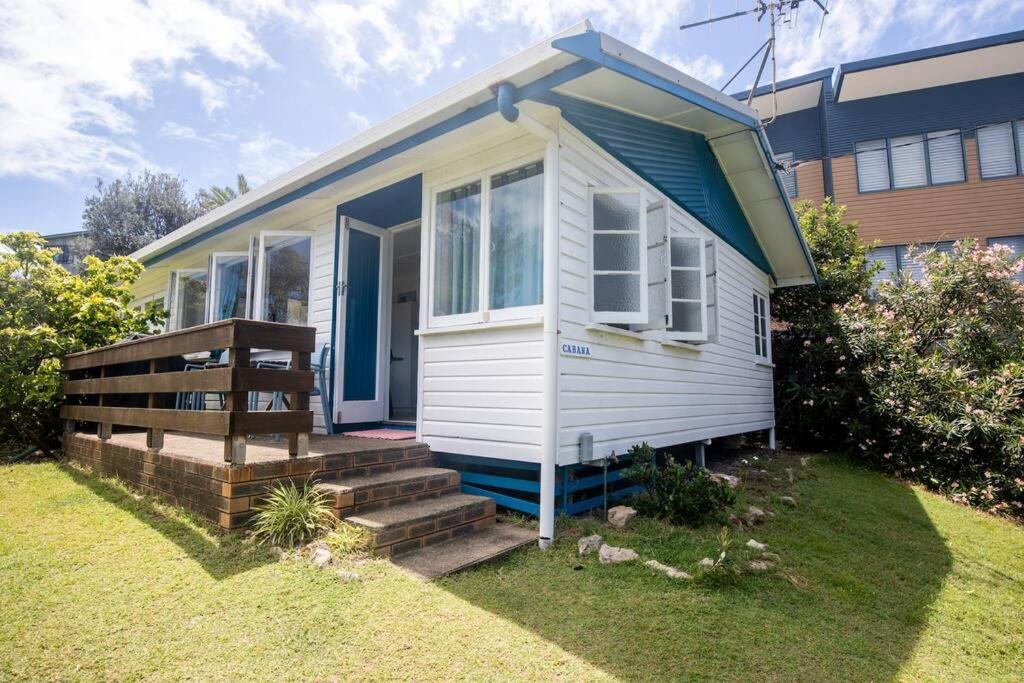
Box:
694;442;706;469
768;426;776;450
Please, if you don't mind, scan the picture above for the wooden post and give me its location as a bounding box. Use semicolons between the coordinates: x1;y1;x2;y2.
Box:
224;347;250;465
288;349;310;457
145;358;163;452
97;366;111;440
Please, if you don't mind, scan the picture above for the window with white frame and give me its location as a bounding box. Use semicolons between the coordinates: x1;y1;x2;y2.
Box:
256;233;312;325
977;121;1022;179
430;160;544;325
167;269;208;331
589;188;647;324
667;234;706;339
208;252;249;322
753;291;769;360
775;151;797;198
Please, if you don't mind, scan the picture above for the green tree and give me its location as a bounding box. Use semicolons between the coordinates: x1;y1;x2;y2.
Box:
0;232;162;455
196;173;251;213
771;198;878;448
83;170;200;258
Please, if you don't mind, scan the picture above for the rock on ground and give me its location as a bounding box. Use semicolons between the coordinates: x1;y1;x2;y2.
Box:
800;456;810;467
645;559;692;580
311;547;332;569
598;544;639;564
785;468;795;483
780;495;797;507
698;557;716;569
335;571;360;582
748;559;775;572
760;551;781;563
709;472;740;488
607;506;637;528
745;505;766;526
746;538;767;552
578;534;603;555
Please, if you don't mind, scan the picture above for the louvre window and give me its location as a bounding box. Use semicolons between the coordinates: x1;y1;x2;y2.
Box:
896;242;954;281
988;235;1024;283
867;246;898;290
926;130;965;184
978;122;1018;179
890;135;927;189
855;139;890;192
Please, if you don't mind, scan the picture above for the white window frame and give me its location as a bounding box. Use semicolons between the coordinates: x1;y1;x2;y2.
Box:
426;155;545;328
207;251;250;322
253;230;316;326
588;186;649;325
665;232;707;342
753;291;770;361
166;268;209;332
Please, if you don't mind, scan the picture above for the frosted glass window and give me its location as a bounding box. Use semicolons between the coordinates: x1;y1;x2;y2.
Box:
856;139;890;192
775;151;797;197
433;182;481;317
489;162;543;310
590;189;646;324
260;234;311;325
890;135;927;189
667;235;704;337
210;253;248;322
927;130;965;184
978;122;1018;178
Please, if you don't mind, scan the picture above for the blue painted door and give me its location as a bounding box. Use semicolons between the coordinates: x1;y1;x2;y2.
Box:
338;218;388;423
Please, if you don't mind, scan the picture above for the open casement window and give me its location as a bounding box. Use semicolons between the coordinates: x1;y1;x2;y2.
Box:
703;239;719;343
255;232;313;325
632;201;668;331
589;188;648;324
753;291;770;360
207;252;249;322
665;233;707;341
166;269;208;331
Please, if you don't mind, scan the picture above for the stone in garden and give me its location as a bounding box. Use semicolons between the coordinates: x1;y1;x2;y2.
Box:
760;551;781;563
645;559;693;580
745;505;766;525
607;505;637;528
748;559;775;572
311;547;332;569
598;544;639;564
780;495;797;507
709;472;740;488
578;534;603;555
746;539;767;551
335;571;360;582
800;456;810;467
786;468;795;483
698;557;716;569
728;513;745;529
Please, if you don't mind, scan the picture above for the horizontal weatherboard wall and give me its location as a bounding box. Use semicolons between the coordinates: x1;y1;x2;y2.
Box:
762;107;823;161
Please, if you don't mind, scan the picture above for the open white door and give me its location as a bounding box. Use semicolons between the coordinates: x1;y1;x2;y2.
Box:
335;217;391;424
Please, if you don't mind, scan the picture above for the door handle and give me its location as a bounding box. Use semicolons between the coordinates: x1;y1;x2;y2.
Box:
338;281;348;295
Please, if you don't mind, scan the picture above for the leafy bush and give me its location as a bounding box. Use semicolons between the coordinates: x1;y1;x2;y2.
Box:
771;199;877;448
251;480;335;548
623;443;736;526
0;232;161;454
324;522;374;557
840;239;1024;515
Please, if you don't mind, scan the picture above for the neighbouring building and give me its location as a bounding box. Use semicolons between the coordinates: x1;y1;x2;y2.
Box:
734;29;1024;284
43;230;90;274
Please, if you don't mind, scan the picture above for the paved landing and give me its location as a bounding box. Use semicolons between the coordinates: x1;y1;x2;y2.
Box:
391;524;536;580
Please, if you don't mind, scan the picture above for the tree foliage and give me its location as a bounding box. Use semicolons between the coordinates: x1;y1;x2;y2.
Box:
0;232;162;454
83;170;200;258
196;173;251;213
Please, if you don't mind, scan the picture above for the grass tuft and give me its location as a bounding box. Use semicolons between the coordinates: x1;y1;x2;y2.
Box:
250;479;334;548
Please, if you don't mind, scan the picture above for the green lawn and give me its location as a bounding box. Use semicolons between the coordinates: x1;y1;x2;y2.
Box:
1;454;1021;681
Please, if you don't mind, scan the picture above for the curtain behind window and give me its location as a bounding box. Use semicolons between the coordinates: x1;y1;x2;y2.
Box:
214;255;248;321
262;235;311;325
489;162;543;310
433;182;481;317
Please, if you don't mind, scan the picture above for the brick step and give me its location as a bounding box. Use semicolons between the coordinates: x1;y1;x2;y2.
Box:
316;467;460;515
316;443;435;478
343;492;496;557
391;523;536;580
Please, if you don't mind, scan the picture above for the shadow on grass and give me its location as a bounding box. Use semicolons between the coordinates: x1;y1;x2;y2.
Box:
443;455;955;681
62;463;272;580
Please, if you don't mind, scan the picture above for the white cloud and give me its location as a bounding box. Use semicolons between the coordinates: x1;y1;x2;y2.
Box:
347;112;372;131
238;132;317;184
0;0;272;180
157;121;219;146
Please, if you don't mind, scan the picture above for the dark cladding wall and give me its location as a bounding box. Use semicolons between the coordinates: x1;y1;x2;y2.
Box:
761;106;823;161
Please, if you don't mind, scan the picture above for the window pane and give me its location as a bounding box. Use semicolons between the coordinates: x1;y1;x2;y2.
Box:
775;151;797;197
855;140;890;192
867;246;898;289
594;273;641;312
433;182;481;317
897;242;954;281
176;272;207;329
490;162;543;309
593;192;640;230
671;270;701;300
988;235;1024;283
670;237;700;268
593;234;640;271
671;301;701;332
211;254;248;321
978;122;1017;178
927;130;964;184
890;135;927;188
262;234;311;325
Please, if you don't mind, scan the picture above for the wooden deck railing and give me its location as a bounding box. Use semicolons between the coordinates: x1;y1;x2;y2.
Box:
61;318;315;464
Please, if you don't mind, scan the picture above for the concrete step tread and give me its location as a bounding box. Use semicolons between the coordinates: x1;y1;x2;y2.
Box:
344;492;492;530
317;467;455;493
391;523;536;579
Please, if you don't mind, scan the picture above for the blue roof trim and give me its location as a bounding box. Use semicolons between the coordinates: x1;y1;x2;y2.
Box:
552;31;760;130
834;28;1024;101
142;59;597;266
533;91;773;276
731;67;833;101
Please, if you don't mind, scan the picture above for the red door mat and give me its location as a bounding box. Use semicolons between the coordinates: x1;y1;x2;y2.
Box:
340;428;415;440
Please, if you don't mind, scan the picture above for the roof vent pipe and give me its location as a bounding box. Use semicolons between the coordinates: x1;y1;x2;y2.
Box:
495;82;519;122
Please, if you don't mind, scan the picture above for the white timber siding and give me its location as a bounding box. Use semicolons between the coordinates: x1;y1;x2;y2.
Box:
555;122;776;464
417;131;547;462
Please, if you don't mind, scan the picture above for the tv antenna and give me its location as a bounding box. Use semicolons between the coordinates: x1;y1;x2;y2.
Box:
681;1;830;124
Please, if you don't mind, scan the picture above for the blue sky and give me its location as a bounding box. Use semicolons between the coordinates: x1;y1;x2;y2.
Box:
2;0;1023;235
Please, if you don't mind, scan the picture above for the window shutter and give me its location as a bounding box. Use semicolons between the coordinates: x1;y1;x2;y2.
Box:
890;135;927;188
704;239;718;343
927;130;965;184
855;139;890;191
589;188;648;324
989;235;1024;283
775;151;797;198
666;234;706;340
633;201;668;331
978;122;1017;178
1017;121;1024;173
867;246;898;291
897;242;954;281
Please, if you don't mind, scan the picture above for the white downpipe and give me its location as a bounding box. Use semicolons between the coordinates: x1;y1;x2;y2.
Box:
512;110;559;550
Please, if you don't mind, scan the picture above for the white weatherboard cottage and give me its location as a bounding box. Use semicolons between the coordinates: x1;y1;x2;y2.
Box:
130;22;816;547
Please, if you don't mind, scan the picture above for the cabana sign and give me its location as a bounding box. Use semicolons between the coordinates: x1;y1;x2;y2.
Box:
560;343;592;357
